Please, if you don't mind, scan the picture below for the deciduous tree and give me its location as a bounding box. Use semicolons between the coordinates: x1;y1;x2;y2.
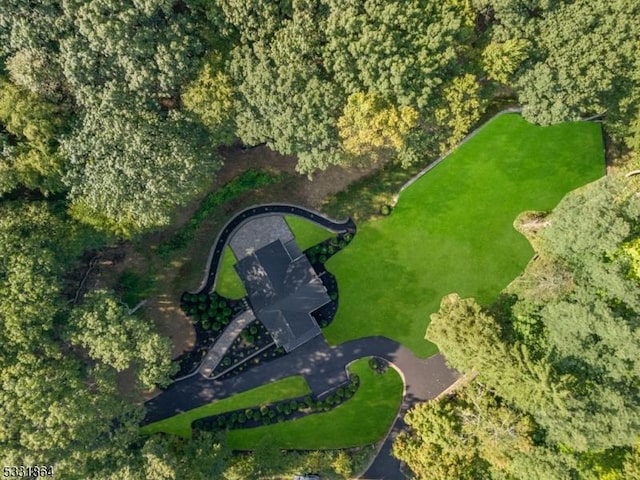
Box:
62;104;220;236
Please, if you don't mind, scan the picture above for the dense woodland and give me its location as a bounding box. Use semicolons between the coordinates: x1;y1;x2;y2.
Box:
0;0;639;478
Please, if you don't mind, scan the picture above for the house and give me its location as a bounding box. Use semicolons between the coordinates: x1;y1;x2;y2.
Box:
231;216;330;352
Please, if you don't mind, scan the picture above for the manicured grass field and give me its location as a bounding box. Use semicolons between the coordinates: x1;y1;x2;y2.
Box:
324;114;604;357
140;376;310;437
215;246;247;299
285;215;334;251
226;358;403;449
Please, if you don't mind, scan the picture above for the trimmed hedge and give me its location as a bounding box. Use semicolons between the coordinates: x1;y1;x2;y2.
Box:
193;374;360;433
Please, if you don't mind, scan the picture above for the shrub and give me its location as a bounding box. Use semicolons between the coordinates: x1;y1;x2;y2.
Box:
237;414;246;424
222;357;231;367
319;255;327;263
368;357;379;371
336;387;345;398
260;405;269;416
380;204;392;216
250;326;258;335
253;412;261;422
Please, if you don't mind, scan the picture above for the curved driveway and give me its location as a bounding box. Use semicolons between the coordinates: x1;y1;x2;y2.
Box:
145;204;458;478
143;335;458;478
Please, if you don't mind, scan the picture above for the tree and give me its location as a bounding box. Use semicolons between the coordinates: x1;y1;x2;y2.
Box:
478;0;640;135
229;1;346;173
62;104;221;236
337;91;418;163
323;0;472;110
482;38;530;85
66;289;176;390
434;74;485;152
624;443;640;480
0;78;68;194
393;385;492;480
182;53;236;145
429;174;640;454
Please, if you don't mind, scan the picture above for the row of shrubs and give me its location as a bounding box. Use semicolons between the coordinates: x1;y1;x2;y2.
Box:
306;232;353;266
194;374;360;432
158;169;288;256
215;344;286;379
180;291;243;329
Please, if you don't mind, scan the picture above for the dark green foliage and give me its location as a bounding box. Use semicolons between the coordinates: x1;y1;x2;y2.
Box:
117;270;154;307
425;174;640;479
0;78;68;194
478;0;640;140
159;169;287;254
63;107;221;237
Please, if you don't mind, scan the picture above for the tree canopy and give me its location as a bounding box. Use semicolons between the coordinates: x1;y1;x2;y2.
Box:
415;172;640;478
1;0;640;477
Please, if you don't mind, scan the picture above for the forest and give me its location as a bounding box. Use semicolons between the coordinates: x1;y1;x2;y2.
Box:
0;0;639;478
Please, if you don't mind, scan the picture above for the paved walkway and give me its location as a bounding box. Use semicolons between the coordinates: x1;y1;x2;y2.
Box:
197;310;256;378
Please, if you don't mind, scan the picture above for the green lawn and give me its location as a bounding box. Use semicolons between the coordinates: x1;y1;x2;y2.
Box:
324;114;605;357
215;246;247;299
285;215;334;251
140;376;310;438
215;215;333;298
227;358;403;450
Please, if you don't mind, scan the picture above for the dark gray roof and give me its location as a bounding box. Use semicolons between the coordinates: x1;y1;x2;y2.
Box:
235;240;329;352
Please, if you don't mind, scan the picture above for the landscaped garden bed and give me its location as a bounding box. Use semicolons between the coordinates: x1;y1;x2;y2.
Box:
226;357;403;450
216;344;286;380
212;319;279;378
304;232;353;329
141;376;312;437
193;373;360;433
172;291;247;378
